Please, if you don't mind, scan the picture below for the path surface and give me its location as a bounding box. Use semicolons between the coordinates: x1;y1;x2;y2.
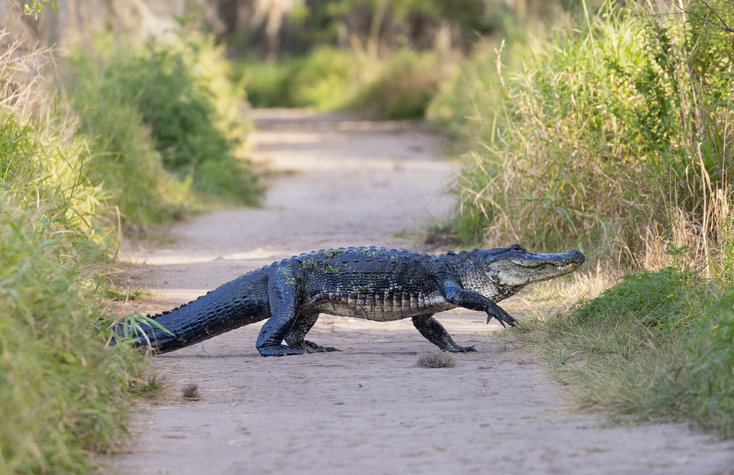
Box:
111;110;734;475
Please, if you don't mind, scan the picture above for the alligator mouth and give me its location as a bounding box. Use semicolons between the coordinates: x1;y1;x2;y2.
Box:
511;250;585;269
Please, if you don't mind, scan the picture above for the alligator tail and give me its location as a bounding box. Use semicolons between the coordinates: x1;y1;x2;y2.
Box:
125;270;270;354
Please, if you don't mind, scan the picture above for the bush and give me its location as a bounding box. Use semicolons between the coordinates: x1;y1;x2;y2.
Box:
81;32;261;207
62;52;188;225
350;49;445;120
239;47;448;119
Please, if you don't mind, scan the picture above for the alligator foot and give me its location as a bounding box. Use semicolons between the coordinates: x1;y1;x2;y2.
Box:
444;345;477;353
258;345;307;357
294;340;340;353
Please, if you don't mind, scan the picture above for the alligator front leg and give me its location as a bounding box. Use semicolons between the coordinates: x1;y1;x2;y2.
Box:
285;312;339;353
442;282;517;327
412;314;476;352
256;266;306;357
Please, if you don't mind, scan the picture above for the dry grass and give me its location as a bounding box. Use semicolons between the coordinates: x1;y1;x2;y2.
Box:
416;352;457;369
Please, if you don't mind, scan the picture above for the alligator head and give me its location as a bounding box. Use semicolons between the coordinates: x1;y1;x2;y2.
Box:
451;244;585;302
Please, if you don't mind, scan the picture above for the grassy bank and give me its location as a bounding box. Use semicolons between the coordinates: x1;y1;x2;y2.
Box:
435;3;733;261
0;24;259;472
515;261;734;437
433;1;734;437
0;42;148;472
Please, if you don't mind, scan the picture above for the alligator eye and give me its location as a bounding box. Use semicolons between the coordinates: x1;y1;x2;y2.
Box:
510;244;526;252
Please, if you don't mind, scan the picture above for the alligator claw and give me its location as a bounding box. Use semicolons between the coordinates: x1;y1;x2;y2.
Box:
444;344;476;353
486;303;517;328
258;345;307;357
299;340;340;353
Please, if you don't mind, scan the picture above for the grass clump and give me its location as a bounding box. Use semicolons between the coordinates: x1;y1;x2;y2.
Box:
416;352;457;368
440;2;734;261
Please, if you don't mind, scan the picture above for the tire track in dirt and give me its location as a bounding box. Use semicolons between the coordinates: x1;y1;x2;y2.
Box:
110;110;734;475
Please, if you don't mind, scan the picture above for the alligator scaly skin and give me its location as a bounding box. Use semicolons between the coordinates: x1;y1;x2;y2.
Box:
130;245;585;356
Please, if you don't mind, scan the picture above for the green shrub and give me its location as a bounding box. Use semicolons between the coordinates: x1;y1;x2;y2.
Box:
239;60;300;108
350;49;444;119
239;47;447;119
62;52;188;225
108;32;261;205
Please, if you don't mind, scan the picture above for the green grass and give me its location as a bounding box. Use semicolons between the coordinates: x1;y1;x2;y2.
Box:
515;265;734;437
63;31;262;218
0;102;154;472
238;47;448;119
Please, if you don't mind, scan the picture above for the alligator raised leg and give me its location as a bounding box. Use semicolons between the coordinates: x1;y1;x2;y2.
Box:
412;315;476;353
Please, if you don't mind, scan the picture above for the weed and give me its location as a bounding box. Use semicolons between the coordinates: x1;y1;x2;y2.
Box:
0;30;162;473
416;352;457;368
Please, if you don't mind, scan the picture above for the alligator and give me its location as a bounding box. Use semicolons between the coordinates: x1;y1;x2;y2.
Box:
123;244;584;357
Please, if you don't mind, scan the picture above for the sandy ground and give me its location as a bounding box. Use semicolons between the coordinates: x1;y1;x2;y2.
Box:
110;109;734;475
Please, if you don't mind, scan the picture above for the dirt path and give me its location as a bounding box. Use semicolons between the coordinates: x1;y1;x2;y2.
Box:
111;110;734;475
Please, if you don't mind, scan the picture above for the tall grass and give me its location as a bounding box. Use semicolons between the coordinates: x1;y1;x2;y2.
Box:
442;3;733;266
61;52;188;225
0;32;158;473
439;1;734;438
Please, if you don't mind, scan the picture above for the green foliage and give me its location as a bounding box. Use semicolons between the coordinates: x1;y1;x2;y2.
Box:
14;0;58;19
239;47;446;119
121;33;260;203
350;49;443;119
439;3;734;255
62;52;189;225
238;48;356;110
0;106;152;472
98;32;260;205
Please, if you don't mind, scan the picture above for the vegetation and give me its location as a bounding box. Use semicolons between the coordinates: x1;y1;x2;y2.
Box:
439;3;733;261
0;18;259;471
516;260;734;437
432;0;734;437
0;43;158;472
239;47;447;119
62;30;261;222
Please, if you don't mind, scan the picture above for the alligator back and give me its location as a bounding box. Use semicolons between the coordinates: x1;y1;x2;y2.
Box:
132;268;270;353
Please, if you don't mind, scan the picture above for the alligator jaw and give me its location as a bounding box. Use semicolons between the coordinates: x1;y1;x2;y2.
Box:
489;249;585;287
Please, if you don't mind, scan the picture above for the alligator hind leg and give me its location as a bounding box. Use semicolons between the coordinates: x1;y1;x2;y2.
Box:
412;315;476;353
285;312;339;353
256;266;306;357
